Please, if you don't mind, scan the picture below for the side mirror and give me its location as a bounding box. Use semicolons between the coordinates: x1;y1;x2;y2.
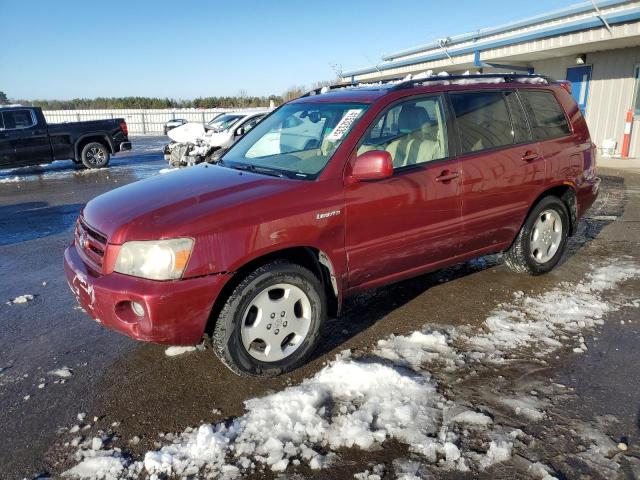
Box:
235;127;245;137
351;150;393;181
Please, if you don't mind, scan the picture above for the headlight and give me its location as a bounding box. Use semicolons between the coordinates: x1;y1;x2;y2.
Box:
114;238;194;280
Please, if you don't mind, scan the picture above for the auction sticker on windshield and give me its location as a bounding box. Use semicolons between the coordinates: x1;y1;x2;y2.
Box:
326;109;363;141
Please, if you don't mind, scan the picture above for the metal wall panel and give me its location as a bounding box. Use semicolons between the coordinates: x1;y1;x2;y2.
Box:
531;47;640;157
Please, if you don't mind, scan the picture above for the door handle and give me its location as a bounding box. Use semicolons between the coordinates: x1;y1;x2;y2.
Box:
522;151;540;162
435;170;460;183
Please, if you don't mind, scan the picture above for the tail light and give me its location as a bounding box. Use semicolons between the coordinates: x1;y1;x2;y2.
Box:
120;121;128;137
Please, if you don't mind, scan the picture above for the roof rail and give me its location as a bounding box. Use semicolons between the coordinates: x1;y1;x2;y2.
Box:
301;82;358;97
391;73;553;90
302;73;553;97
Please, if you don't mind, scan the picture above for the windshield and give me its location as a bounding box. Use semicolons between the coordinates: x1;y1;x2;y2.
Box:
207;114;244;132
221;102;368;179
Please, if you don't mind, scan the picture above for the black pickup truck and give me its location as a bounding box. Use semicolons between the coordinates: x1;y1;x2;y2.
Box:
0;106;131;169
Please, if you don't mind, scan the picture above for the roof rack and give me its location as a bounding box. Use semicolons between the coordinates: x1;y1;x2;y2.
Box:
302;73;553;97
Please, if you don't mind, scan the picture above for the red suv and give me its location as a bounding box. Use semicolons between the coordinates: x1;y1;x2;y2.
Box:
64;74;600;376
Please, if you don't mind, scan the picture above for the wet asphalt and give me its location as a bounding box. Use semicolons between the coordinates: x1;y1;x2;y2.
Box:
0;139;639;479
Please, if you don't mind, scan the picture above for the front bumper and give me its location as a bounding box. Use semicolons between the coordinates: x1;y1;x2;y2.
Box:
64;243;231;345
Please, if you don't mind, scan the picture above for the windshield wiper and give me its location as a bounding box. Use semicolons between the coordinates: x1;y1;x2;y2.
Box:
220;161;290;179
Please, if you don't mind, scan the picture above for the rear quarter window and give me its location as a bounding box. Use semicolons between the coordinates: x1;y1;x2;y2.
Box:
520;90;571;140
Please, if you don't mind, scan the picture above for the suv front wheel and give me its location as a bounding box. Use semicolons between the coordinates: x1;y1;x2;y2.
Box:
505;195;569;275
212;261;326;377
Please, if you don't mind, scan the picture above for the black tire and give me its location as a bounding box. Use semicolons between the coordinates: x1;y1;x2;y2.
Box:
505;195;569;275
81;142;110;169
212;261;326;377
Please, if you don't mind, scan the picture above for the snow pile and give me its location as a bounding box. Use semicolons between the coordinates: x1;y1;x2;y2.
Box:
7;294;34;304
142;360;449;476
0;175;22;183
164;346;196;357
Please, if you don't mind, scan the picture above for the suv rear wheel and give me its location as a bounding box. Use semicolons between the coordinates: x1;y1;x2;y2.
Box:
212;261;326;377
81;142;110;169
505;195;569;275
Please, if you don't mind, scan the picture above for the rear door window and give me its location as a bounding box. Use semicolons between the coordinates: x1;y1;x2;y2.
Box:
450;91;514;154
2;109;35;129
520;90;571;140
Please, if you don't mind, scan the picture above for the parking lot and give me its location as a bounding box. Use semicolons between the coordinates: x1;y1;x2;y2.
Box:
1;140;639;479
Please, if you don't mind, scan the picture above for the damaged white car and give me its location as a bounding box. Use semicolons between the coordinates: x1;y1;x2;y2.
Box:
163;111;268;167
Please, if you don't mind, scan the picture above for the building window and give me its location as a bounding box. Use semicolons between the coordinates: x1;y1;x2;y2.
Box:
635;66;640;116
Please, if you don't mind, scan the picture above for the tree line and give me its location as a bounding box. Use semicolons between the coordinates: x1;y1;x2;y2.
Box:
0;81;337;110
1;94;281;110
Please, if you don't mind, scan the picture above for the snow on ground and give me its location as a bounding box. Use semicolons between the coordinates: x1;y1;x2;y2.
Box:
49;367;73;378
62;259;640;479
0;175;22;183
7;294;34;304
164;346;196;357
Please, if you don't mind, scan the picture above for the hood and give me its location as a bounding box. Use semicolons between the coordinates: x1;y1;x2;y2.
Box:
82;164;297;244
167;122;205;143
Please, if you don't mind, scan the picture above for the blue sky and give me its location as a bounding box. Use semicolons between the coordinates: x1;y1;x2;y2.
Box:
1;0;570;100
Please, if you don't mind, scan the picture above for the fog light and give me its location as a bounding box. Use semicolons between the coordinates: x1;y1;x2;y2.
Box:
131;301;144;317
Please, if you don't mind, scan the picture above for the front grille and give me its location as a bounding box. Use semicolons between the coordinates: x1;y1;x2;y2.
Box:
75;219;108;273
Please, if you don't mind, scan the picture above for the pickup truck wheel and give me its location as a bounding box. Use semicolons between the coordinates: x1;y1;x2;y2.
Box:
212;261;326;377
81;142;110;169
505;196;569;275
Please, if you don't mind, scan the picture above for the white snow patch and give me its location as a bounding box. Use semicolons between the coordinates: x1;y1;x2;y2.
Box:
49;367;73;378
164;346;196;357
479;439;513;469
63;455;125;479
461;261;640;361
450;411;493;427
8;294;34;304
500;397;545;421
375;330;460;370
0;175;22;183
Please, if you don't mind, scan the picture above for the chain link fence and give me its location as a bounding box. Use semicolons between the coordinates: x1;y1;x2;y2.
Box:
42;108;269;135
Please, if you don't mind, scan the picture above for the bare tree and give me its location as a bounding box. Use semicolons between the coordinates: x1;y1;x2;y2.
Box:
238;89;248;107
0;91;8;105
282;86;306;102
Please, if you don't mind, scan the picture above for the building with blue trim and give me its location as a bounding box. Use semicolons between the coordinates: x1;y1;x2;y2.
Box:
341;0;640;157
